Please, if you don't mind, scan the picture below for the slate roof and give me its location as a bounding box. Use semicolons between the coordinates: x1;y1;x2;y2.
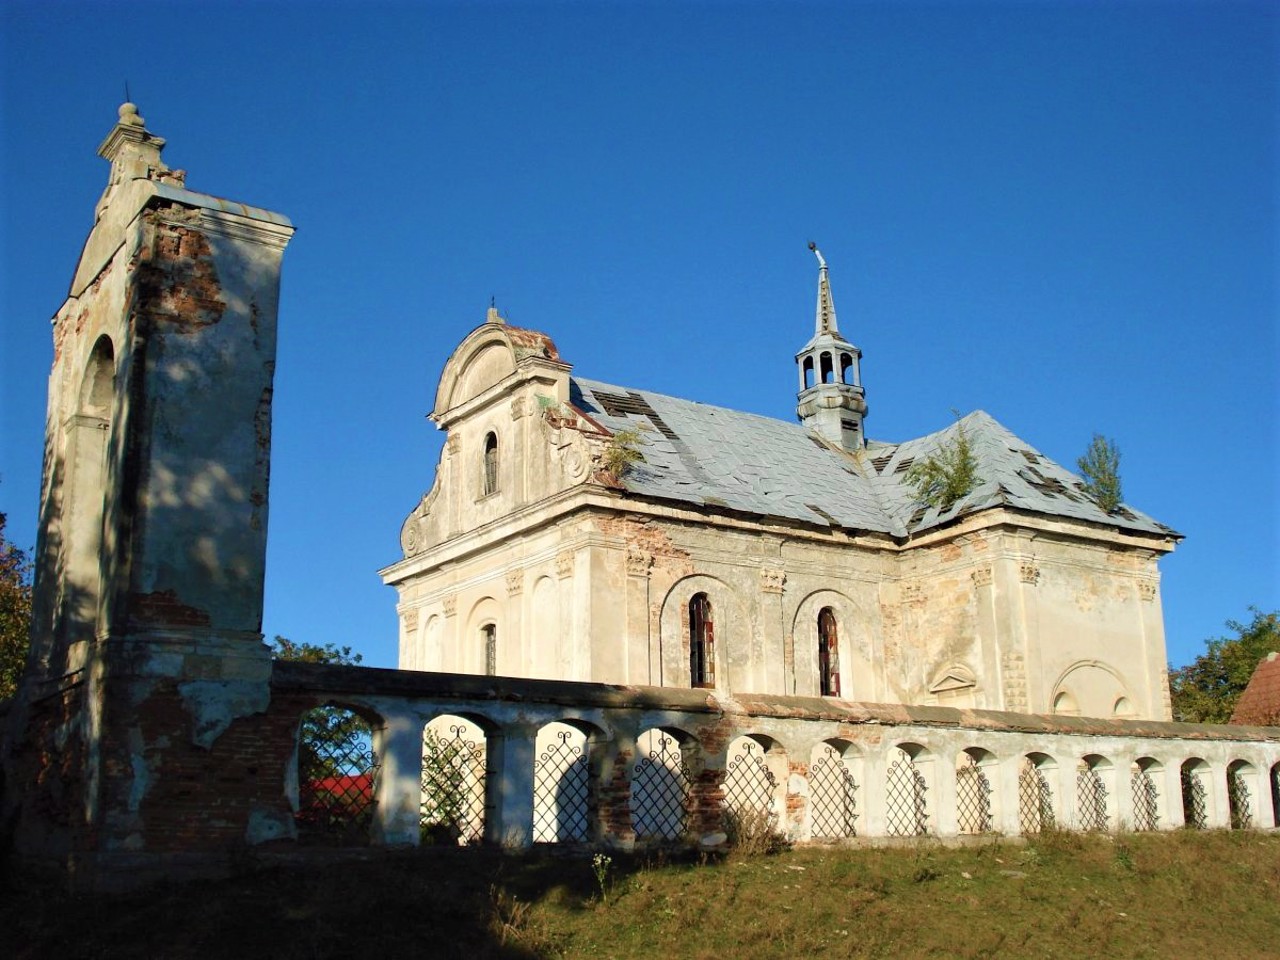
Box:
1231;653;1280;726
570;377;1179;540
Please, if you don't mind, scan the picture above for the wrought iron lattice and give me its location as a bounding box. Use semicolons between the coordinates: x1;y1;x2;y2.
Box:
956;754;993;834
722;741;778;826
296;707;379;846
1181;767;1208;829
1018;759;1055;835
631;733;692;840
533;729;592;843
1272;767;1280;829
420;724;486;845
885;748;929;837
1130;767;1159;832
809;745;858;839
1076;763;1109;832
1227;768;1253;830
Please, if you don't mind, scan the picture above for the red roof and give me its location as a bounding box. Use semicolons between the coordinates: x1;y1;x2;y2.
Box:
1231;652;1280;726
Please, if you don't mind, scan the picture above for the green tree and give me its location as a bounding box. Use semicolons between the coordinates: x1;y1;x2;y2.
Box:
0;510;33;700
1077;433;1123;513
1169;608;1279;723
269;635;363;667
905;414;979;510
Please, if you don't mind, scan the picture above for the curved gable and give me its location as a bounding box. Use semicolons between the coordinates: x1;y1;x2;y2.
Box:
434;326;518;416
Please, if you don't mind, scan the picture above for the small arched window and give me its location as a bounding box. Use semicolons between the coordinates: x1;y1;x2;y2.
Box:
820;351;835;384
818;607;840;697
482;623;497;675
482;432;499;496
689;593;714;688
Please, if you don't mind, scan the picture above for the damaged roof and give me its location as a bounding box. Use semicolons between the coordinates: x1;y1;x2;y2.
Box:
570;377;1179;540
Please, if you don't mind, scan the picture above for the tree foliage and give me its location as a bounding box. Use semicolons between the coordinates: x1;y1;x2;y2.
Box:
904;415;979;510
1077;433;1123;513
269;635;363;667
1168;608;1279;723
0;510;33;700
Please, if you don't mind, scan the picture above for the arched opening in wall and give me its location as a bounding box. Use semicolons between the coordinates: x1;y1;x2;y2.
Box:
817;607;841;697
1271;762;1280;828
820;351;834;384
956;747;996;834
1180;758;1211;829
689;593;715;688
533;720;604;843
1018;753;1058;835
1076;755;1113;832
62;336;116;644
722;734;786;846
1227;760;1256;830
1130;757;1162;831
839;352;854;385
802;356;815;390
421;713;492;846
295;703;381;846
481;623;497;676
885;743;933;837
631;727;696;841
1113;696;1135;718
808;739;860;839
1052;690;1079;716
481;432;499;497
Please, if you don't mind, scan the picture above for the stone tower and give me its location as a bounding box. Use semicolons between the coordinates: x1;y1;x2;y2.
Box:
4;103;293;885
795;244;867;450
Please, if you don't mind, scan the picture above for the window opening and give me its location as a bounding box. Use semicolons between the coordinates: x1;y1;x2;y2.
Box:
482;432;498;496
689;593;714;688
482;624;497;676
818;607;840;697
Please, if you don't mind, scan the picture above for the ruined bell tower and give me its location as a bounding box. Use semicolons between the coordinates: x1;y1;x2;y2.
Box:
4;103;293;885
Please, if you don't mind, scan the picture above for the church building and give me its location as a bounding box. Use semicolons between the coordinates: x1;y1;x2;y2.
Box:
381;249;1180;721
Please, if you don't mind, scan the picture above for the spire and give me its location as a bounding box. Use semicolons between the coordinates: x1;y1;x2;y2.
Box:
795;243;868;451
810;241;839;336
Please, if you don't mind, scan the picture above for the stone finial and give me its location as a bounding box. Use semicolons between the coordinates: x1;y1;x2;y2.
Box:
486;301;505;325
95;100;180;219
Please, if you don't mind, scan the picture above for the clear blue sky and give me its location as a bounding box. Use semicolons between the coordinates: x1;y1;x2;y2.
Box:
2;1;1276;671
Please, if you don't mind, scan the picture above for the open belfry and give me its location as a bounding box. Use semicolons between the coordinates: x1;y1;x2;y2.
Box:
2;105;1275;890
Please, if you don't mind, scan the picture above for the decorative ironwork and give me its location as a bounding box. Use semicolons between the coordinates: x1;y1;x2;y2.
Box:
631;732;692;839
420;724;486;845
1228;767;1253;830
1181;766;1208;829
533;729;592;843
1130;766;1159;832
1076;762;1109;831
809;745;858;838
296;707;378;846
885;748;929;837
722;740;778;824
956;753;993;834
1272;766;1280;829
1018;759;1055;834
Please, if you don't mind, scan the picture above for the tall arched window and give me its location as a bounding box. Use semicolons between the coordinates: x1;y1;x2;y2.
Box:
482;623;497;675
689;593;714;688
482;432;498;496
818;607;840;697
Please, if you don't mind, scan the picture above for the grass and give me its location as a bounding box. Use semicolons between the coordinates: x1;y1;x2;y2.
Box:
5;831;1279;959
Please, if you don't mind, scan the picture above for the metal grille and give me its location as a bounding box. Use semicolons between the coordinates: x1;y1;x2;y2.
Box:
631;732;691;840
1181;766;1208;829
1228;767;1253;830
296;707;378;845
956;753;993;834
809;745;858;839
1076;763;1109;831
722;740;778;821
1130;766;1159;832
533;728;591;843
1272;766;1280;828
1018;759;1055;834
420;723;486;845
885;748;929;837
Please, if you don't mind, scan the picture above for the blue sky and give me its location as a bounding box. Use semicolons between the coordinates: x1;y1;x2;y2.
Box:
2;1;1276;670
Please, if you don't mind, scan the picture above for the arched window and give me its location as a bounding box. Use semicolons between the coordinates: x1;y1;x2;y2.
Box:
689;593;714;688
818;607;840;697
481;432;498;496
820;351;834;384
482;623;497;675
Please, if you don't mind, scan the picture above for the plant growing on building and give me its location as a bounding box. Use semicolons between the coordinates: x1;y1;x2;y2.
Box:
904;415;978;510
601;427;646;480
1077;433;1123;513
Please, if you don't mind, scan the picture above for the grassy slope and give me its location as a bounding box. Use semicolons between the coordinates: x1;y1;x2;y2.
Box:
7;831;1279;959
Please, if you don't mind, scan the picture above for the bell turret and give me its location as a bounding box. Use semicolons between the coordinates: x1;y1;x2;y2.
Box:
795;243;867;450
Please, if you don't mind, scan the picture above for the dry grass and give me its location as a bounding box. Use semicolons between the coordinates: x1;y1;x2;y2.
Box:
5;831;1279;959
